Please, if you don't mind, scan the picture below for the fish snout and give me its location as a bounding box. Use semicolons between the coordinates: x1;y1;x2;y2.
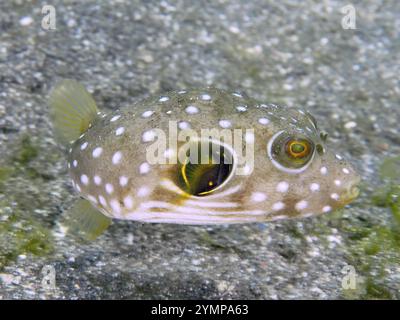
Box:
340;175;361;205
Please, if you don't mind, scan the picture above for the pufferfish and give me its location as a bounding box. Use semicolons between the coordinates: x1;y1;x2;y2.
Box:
49;80;360;240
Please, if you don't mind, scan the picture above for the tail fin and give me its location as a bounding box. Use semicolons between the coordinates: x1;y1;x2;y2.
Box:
49;80;98;145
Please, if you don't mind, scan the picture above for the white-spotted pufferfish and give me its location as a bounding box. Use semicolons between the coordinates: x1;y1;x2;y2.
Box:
49;80;360;240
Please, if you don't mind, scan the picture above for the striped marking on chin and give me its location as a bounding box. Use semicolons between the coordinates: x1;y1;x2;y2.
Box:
127;212;265;224
184;200;238;208
198;184;242;199
136;201;266;216
159;179;187;195
159;179;242;200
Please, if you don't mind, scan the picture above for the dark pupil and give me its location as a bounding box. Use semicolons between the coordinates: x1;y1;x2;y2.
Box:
178;143;233;196
190;162;231;196
291;143;305;154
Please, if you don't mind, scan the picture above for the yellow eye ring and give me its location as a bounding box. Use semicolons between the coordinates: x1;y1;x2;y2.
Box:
286;140;310;158
268;131;315;172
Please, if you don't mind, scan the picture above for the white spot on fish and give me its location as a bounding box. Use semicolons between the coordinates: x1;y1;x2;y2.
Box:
110;199;121;214
272;202;285;211
251;192;267;202
236;105;247;112
245;132;254;144
139;162;151;174
80;174;89;185
185;105;199;114
119;176;128;187
320;167;328;175
163;148;175;159
105;183;114;194
200;94;211;101
141;110;154;118
93;175;102;185
92;147;103;158
258;118;269;125
112;151;122;165
137;187;151;197
115;127;125;136
80;142;88;150
219;120;232;128
142;130;155;142
241;164;253;175
99;195;107;207
334;179;342;186
295;200;308;211
342;168;350;174
331;193;339;200
72;160;78;167
178;121;190;130
310;183;320;192
123;196;134;209
322;205;332;213
110;115;121;122
276;181;289;193
335;154;343;160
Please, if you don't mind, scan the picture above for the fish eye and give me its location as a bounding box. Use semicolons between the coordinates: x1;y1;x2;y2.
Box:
286;139;311;158
176;139;236;196
268;131;315;173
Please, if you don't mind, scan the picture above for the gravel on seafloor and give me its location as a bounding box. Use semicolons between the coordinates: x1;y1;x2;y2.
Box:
0;0;399;299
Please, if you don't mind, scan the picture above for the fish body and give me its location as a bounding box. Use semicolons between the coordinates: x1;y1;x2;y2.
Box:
50;81;360;237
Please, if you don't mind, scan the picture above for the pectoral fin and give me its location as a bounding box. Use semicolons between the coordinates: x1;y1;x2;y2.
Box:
62;199;111;241
49;79;99;145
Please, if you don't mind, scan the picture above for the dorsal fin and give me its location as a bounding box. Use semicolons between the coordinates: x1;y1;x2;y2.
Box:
49;79;98;145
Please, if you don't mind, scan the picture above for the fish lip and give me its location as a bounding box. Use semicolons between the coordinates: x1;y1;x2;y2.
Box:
340;176;361;205
348;185;360;200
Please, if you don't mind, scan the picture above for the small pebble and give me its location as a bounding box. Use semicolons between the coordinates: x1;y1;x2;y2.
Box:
344;121;357;129
19;16;33;26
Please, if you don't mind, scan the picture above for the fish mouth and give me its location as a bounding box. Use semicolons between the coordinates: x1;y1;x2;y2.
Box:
340;176;361;205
